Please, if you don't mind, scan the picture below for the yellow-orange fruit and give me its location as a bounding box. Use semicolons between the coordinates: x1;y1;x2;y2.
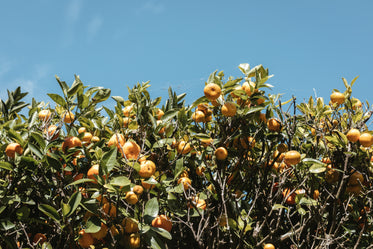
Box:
5;143;23;158
82;132;93;143
78;127;86;134
204;83;222;101
267;118;281;132
91;136;100;143
155;108;164;120
133;185;144;196
221;102;237;117
242;81;256;96
62;110;74;123
284;150;301;166
151;215;172;232
122;105;134;117
78;230;94;248
91;222;108;240
62;137;82;153
122;218;139;233
108;133;126;149
103;202;117;217
33;233;47;244
215;147;228;160
122;141;141;160
87;164;100;183
177;141;192;154
38;109;51;121
330;92;345;105
349;171;364;186
359;132;373;147
346;128;360;143
138;160;156;178
125;191;139;205
263;243;275;249
44;125;60;140
128;233;140;248
282;188;296;205
192;110;206;122
178;177;192;190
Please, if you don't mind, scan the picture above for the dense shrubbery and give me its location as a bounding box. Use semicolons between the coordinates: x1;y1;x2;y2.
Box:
1;63;373;249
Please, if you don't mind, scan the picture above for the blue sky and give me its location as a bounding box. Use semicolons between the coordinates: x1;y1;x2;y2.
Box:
1;1;372;109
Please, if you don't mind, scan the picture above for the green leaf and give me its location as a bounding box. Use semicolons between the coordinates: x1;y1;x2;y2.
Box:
8;129;24;145
297;207;306;215
110;176;131;187
150;236;166;249
112;96;125;105
238;63;250;75
351;75;359;87
161;109;178;122
85;216;102;233
244;106;264;115
193;133;211;140
174;158;183;179
309;164;327;174
38;204;60;222
67;75;83;97
55;75;68;96
152;138;174;149
47;93;67;108
92;88;111;103
67;192;82;217
151;227;172;240
302;158;325;165
41;242;53;249
31;131;46;150
0;161;13;171
28;143;43;159
101;146;117;173
144;197;159;218
0;219;15;231
62;202;71;218
272;204;288;211
299;197;318;206
66;178;94;187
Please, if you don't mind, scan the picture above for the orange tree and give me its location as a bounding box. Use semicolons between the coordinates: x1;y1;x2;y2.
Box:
1;64;373;249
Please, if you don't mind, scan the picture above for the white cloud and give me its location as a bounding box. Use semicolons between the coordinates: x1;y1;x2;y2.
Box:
87;16;103;41
66;0;83;24
137;0;165;15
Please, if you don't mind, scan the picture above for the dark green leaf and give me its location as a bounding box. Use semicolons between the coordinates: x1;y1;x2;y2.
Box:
144;197;159;218
38;204;60;222
0;161;13;171
47;93;67;108
110;176;131;187
85;216;102;233
101;146;117;172
67;192;82;217
151;227;172;240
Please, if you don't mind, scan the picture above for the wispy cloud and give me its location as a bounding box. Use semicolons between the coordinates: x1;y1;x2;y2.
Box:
87;16;103;41
66;0;83;24
137;0;165;15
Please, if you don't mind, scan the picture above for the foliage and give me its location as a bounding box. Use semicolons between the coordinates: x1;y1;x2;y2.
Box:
1;65;373;249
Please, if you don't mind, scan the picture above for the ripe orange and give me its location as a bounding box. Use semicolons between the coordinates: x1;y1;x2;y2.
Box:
267;118;281;132
192;110;206;122
44;125;59;140
263;243;275;249
78;230;94;248
349;171;364;186
313;190;320;200
346;185;363;195
78;127;86;134
204;83;222;101
82;132;93;143
152;215;172;232
259;113;266;123
133;185;144;196
110;224;124;236
359;132;373;147
138;160;156;178
352;98;362;110
330;92;345;105
284;150;301;166
282;188;296;205
221;102;237;117
346;128;360;143
155;108;164;120
33;233;47;244
128;233;141;248
156;120;165;134
121;141;141;160
215;147;228;160
178;177;192;190
61;137;82;154
188;196;207;210
38;109;51;121
103;202;117;217
122;105;134;117
5;143;23;158
277;143;288;153
108;133;126;149
122;218;139;233
125;191;139;205
91;222;108;240
177;141;192;154
141;177;156;190
87;164;104;183
242;81;256;96
91;136;100;143
273;150;285;162
196;166;206;176
62;110;74;123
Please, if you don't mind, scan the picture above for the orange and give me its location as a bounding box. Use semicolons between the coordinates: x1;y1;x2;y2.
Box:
44;125;59;140
188;196;206;210
82;132;93;143
107;133;126;149
325;166;339;184
353;98;362;110
346;185;363;195
282;188;296;205
156;120;165;134
110;224;124;236
218;214;228;227
267;118;281;132
62;110;74;123
155;108;164;120
138;160;156;178
73;173;84;182
122;117;131;127
200;137;213;147
313;190;320;200
103;202;117;217
349;171;364;186
196;166;206;176
61;137;82;154
330;92;345;105
273;150;285;162
359;132;373;147
141;177;156;189
133;185;144;195
96;194;109;205
125;191;139;205
128;233;141;248
91;136;100;143
78;127;86;134
121;141;141;160
259;113;266;123
346;128;360;143
178;177;192;190
177;141;192;154
204;83;222;101
38;109;51;121
122;218;139;233
221;102;237;117
5;143;23;158
277;143;288;153
33;233;47;244
78;230;94;248
91;222;108;240
152;215;172;232
87;164;99;183
192;110;206;122
263;243;275;249
215;147;228;160
122;105;134;117
284;150;301;166
242;81;256;96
